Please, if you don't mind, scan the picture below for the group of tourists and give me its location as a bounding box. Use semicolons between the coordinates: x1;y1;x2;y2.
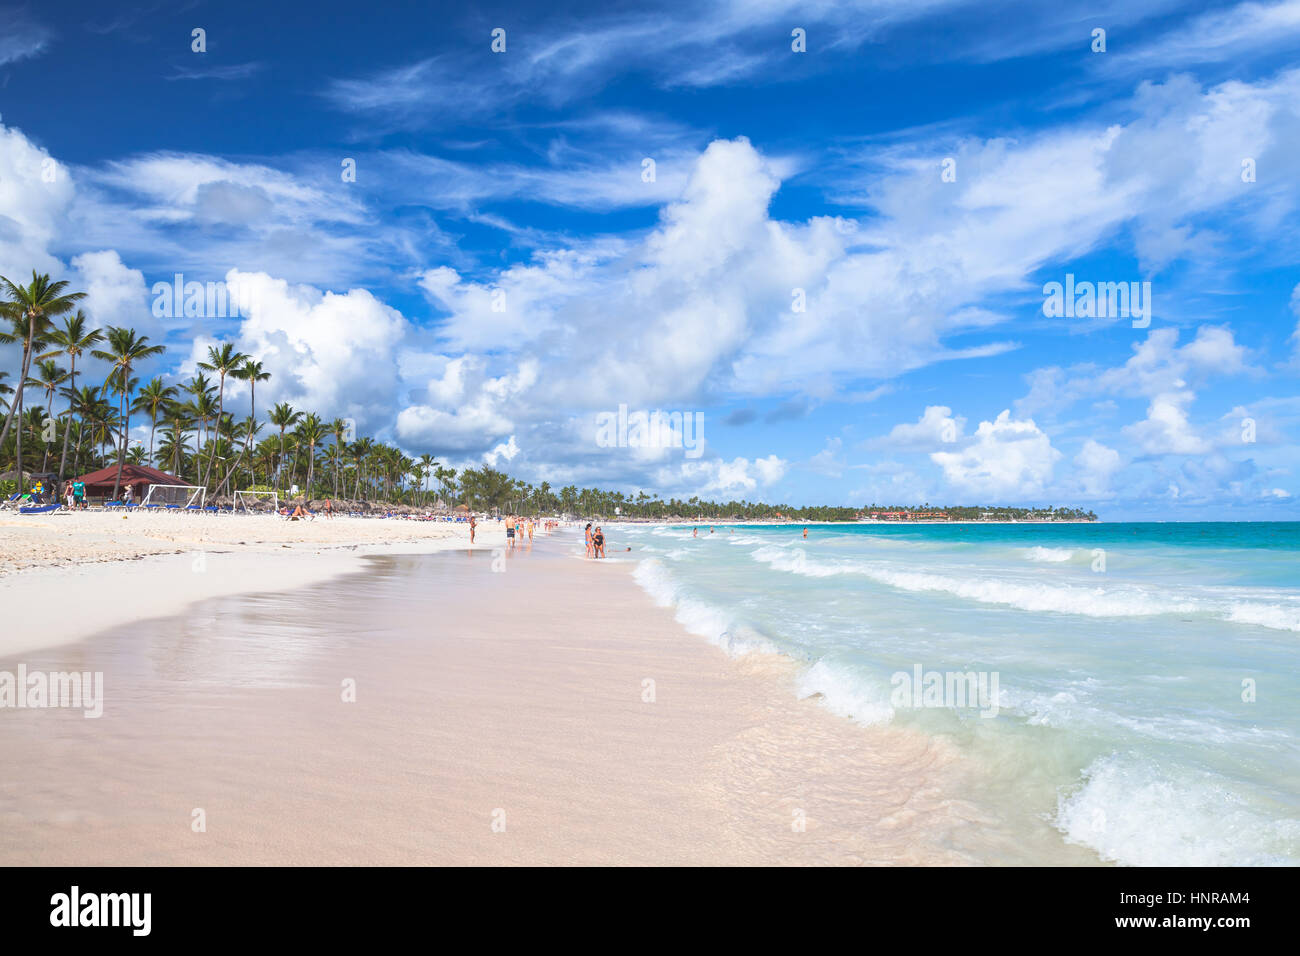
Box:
504;514;535;547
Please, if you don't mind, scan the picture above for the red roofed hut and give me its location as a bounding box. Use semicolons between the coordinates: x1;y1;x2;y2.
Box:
71;464;187;498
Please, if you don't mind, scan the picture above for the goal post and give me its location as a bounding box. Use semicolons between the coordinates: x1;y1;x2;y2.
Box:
142;484;206;509
233;489;279;514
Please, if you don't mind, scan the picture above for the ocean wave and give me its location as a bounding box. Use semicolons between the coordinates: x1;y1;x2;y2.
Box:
1023;546;1076;563
749;546;1300;631
794;659;895;726
1056;753;1300;866
631;559;775;656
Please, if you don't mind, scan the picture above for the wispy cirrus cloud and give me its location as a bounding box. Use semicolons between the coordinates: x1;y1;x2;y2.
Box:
166;61;265;81
0;7;52;66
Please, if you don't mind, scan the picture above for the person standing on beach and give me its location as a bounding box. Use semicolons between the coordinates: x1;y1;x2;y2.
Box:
593;526;606;558
506;515;516;548
73;479;85;509
526;518;534;543
584;523;594;557
469;515;477;543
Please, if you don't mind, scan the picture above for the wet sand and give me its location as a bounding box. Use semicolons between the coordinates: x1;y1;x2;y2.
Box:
0;532;1095;865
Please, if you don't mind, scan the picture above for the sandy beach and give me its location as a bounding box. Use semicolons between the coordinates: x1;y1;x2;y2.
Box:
0;521;1103;866
0;511;499;658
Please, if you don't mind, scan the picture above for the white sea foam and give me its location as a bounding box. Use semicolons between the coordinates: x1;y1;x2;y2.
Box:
795;659;894;726
1023;546;1076;562
631;558;774;656
1056;753;1300;866
749;546;1300;631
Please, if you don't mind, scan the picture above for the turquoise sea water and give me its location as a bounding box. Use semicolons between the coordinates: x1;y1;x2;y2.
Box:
617;522;1300;865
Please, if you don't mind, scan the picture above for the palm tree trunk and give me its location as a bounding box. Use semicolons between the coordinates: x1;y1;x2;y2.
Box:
112;391;127;499
202;378;224;490
14;389;24;486
58;357;77;479
0;315;35;452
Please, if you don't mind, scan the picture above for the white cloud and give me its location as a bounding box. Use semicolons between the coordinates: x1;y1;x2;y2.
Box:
1074;439;1123;496
667;454;788;497
930;410;1061;499
1122;390;1212;455
1126;0;1300;68
192;270;409;434
878;405;964;448
0;13;51;67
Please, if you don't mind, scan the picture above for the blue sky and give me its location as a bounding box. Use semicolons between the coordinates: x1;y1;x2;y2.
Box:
2;0;1298;517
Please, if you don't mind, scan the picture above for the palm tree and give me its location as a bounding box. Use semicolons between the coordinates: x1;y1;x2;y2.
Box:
197;343;249;490
182;373;216;448
328;418;351;498
133;377;179;467
349;437;374;499
417;453;437;504
222;358;269;487
295;413;326;496
0;273;86;460
0;371;12;413
91;327;165;498
163;401;193;478
39;310;103;480
156;425;192;480
268;402;301;491
27;358;68;470
66;385;107;475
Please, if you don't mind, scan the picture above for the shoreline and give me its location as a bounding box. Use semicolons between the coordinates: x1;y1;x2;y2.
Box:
0;527;1098;865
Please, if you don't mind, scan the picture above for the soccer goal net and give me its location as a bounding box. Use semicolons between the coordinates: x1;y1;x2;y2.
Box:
233;489;279;513
142;484;206;509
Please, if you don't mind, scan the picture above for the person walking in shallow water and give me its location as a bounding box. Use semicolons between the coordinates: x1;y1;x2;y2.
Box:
803;527;808;539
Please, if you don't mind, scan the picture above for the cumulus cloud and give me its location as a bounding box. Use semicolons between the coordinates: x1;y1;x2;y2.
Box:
877;405;964;448
1123;390;1212;456
1074;439;1123;496
669;454;788;497
188;270;409;434
930;410;1061;499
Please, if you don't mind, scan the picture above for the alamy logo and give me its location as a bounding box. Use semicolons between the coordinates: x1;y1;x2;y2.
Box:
0;665;103;718
152;274;253;319
50;886;151;936
595;403;705;459
1042;274;1152;328
890;664;1000;718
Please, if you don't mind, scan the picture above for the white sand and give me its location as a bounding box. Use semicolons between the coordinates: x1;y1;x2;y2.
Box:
0;511;500;656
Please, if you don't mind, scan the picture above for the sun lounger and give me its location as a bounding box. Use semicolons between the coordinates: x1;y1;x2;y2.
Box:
19;503;62;515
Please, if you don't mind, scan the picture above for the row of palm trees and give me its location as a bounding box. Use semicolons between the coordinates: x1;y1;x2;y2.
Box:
3;270;870;519
0;271;461;503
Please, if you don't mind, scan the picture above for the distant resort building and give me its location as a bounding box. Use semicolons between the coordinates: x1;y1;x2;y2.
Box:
864;510;951;521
